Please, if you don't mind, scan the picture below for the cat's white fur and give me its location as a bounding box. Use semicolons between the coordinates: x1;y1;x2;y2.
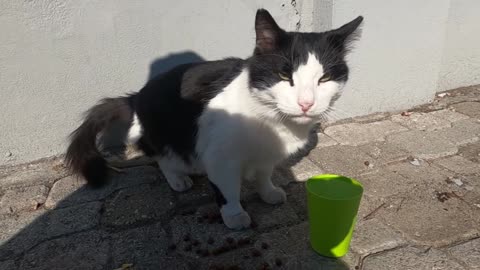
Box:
127;53;342;229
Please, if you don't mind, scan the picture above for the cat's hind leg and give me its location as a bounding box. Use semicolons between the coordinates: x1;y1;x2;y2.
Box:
255;166;287;205
206;161;251;230
155;154;193;192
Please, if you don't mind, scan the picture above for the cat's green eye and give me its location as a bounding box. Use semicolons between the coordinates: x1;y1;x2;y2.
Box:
318;73;331;84
278;72;290;81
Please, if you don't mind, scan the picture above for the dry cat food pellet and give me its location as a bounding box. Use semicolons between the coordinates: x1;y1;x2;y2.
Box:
251;249;262;257
211;248;222;256
257;262;270;270
238;238;251;246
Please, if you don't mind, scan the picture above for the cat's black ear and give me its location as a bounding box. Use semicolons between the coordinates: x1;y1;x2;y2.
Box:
255;9;284;54
327;16;364;49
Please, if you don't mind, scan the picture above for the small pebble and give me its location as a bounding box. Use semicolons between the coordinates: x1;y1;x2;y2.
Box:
5;151;12;158
409;158;421;166
451;178;463;186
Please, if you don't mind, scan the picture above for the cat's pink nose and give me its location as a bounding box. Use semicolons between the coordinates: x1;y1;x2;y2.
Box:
298;101;314;112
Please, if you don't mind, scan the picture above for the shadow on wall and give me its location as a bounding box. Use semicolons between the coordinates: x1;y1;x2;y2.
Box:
100;51;206;153
148;51;205;80
0;53;351;269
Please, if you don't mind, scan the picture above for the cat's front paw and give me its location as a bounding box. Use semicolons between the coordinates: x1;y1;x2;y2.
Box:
166;175;193;192
260;186;287;205
221;209;251;230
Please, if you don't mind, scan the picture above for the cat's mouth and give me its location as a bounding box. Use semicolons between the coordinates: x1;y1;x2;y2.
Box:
290;114;316;124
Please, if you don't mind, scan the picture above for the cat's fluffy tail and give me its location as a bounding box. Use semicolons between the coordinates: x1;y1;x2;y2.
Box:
65;97;133;187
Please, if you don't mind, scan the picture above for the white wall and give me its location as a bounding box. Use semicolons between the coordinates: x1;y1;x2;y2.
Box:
329;0;451;117
1;0;479;165
438;0;480;91
0;0;299;164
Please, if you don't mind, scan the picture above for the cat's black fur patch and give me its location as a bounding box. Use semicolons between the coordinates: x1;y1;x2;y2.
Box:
133;59;245;162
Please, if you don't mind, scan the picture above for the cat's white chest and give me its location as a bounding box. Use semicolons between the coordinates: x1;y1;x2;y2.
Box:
196;70;310;166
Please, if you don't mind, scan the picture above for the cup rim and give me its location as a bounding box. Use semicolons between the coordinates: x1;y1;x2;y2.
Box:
306;174;363;201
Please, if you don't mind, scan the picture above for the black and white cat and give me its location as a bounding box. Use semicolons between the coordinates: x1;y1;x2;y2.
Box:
66;9;363;229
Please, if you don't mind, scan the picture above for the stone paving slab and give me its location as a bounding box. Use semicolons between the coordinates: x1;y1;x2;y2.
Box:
324;120;407;146
391;111;452;131
0;157;69;189
20;231;109;270
451;101;480;119
350;219;406;256
0;185;49;215
434;155;480;175
44;166;160;209
358;142;410;166
446;238;480;270
362;246;465;270
1;86;480;270
309;145;374;177
102;183;175;227
387;130;458;159
434;119;480;146
112;223;192;270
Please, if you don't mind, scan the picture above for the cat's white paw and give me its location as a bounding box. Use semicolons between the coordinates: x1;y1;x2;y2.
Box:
260;186;287;205
221;209;251;230
165;175;193;192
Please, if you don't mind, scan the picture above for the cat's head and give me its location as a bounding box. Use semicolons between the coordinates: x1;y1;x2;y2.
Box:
248;9;363;125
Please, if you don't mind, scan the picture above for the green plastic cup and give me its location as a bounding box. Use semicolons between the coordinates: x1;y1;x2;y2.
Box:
306;174;363;258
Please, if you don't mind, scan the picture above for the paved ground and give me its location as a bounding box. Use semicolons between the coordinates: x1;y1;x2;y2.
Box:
1;85;479;270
